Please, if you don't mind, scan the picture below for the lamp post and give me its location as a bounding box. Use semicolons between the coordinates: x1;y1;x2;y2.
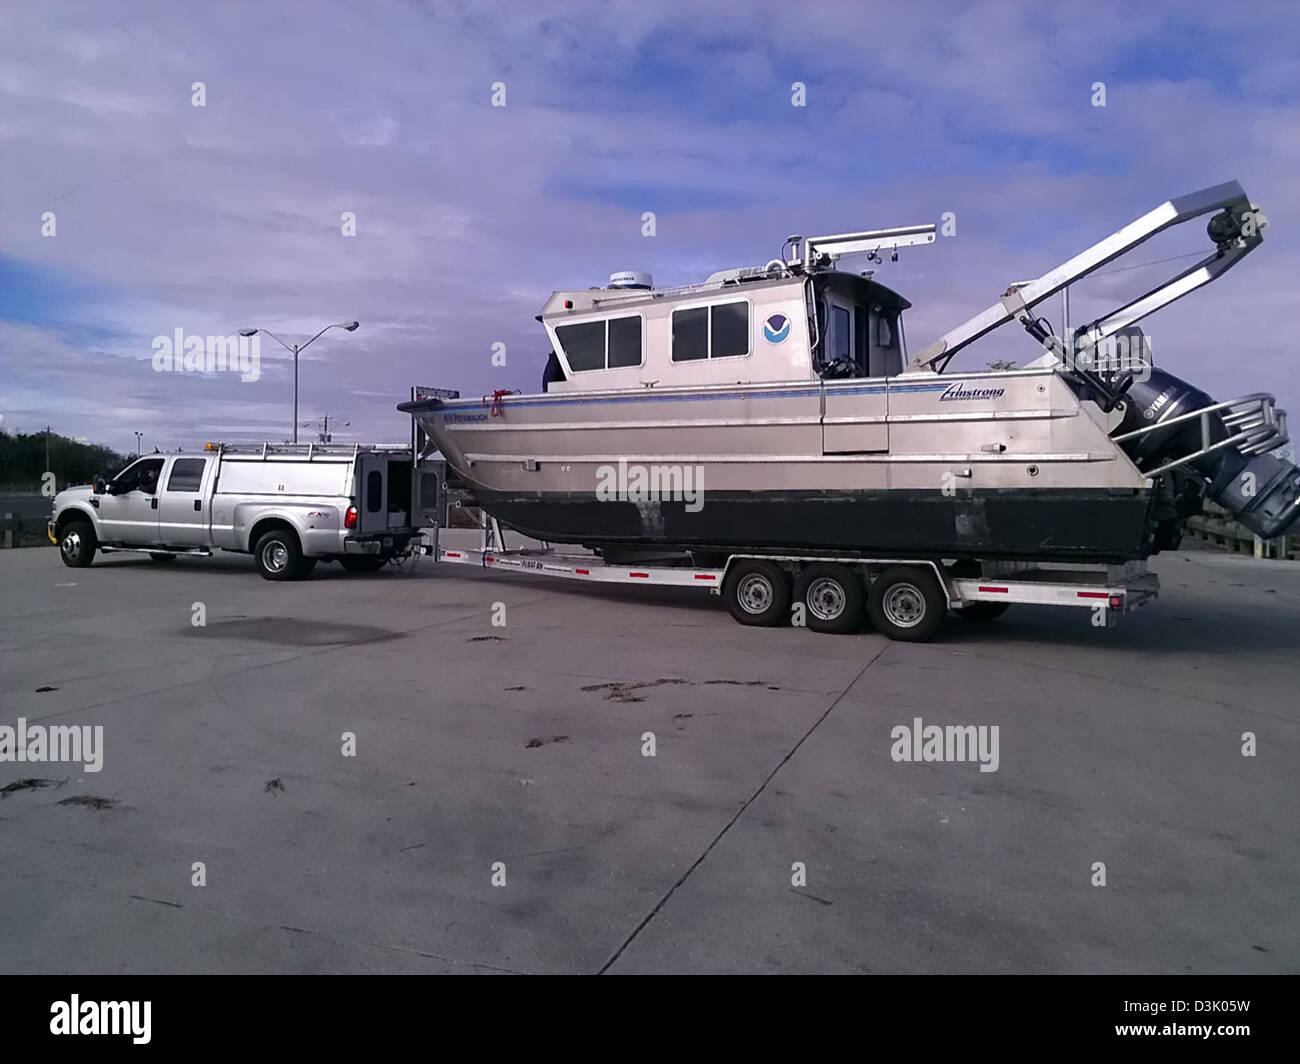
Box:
238;321;359;443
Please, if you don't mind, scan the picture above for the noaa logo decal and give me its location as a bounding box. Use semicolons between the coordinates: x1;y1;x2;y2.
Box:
763;314;791;344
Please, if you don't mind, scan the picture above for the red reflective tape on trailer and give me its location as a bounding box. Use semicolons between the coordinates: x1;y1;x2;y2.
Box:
977;585;1009;593
576;568;590;575
630;572;650;578
694;574;716;581
445;552;461;558
1076;591;1109;599
485;555;495;563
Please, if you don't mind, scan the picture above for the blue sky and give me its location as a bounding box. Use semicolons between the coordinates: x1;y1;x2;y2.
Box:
1;0;1298;453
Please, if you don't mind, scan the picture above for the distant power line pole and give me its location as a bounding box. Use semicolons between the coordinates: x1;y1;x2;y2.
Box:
303;413;350;443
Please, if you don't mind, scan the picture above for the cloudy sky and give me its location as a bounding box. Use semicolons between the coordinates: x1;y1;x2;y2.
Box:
2;0;1298;454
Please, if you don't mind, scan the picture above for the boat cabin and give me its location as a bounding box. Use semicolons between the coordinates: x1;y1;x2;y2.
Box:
538;268;912;394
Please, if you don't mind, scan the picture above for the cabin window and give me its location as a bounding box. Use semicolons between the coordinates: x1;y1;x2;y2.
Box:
557;321;605;371
556;315;642;372
166;459;207;493
832;306;851;361
608;316;641;368
671;308;709;361
366;470;383;513
671;301;750;362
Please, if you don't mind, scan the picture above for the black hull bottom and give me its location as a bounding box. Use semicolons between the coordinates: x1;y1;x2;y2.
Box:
473;488;1157;563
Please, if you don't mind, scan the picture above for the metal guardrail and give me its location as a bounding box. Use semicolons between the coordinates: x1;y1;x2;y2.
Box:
1184;502;1296;560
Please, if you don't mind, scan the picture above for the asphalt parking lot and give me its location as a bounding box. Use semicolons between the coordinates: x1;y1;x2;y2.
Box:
1;537;1297;974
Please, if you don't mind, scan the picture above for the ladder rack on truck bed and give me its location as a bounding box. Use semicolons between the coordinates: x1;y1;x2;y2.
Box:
420;501;1159;642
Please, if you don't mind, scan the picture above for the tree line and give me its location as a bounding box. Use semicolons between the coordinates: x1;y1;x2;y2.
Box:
0;429;133;492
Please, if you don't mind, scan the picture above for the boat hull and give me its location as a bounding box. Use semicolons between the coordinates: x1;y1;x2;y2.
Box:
403;367;1161;562
470;486;1155;561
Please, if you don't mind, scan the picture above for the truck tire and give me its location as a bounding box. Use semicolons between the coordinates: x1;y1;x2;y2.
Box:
58;519;97;568
722;559;791;627
254;529;303;582
339;555;386;574
867;566;946;642
293;557;317;579
793;563;865;634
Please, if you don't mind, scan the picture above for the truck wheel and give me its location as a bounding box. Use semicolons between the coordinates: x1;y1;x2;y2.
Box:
794;563;865;634
254;529;302;582
293;557;317;580
954;601;1009;622
59;520;97;568
149;553;177;563
339;555;386;574
867;566;946;642
722;559;791;627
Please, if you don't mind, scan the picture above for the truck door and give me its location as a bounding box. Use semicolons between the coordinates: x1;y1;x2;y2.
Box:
98;457;165;544
355;454;388;534
157;456;214;546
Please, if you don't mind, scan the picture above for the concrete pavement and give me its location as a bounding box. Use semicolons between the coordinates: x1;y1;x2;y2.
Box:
1;537;1296;973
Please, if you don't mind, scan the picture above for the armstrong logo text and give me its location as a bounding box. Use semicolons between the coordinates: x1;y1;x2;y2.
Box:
940;382;1006;401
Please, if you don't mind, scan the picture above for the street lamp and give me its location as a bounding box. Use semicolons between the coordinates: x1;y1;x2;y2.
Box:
133;431;144;455
238;321;359;443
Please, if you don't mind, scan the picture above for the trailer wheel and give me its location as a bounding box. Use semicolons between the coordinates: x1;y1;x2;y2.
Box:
339;555;386;574
254;529;303;582
149;553;177;563
58;519;97;568
794;563;865;634
723;559;791;627
954;601;1009;622
868;567;946;642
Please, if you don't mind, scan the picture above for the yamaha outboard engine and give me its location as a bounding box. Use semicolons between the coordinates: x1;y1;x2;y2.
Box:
1110;366;1300;540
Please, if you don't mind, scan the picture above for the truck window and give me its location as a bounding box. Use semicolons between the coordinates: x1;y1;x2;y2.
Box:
113;457;165;495
366;470;383;513
166;459;207;492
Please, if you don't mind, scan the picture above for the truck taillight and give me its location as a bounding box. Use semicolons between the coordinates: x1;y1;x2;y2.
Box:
345;505;358;529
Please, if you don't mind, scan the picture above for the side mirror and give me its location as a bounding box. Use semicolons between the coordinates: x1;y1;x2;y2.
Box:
92;475;107;495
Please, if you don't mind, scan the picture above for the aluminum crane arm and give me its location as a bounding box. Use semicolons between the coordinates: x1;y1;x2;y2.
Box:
911;180;1267;372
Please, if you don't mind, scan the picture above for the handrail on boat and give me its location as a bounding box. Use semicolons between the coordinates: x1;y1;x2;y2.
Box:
1113;393;1290;478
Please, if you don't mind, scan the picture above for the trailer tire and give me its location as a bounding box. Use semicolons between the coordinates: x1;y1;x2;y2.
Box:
58;519;97;568
339;555;386;574
868;566;946;642
723;559;791;627
954;601;1009;622
149;553;177;563
254;529;303;582
794;563;865;634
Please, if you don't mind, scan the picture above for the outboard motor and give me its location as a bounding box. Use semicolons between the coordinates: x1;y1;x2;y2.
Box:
1111;366;1300;540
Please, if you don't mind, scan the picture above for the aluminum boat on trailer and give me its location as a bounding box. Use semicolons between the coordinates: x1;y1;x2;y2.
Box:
400;181;1300;568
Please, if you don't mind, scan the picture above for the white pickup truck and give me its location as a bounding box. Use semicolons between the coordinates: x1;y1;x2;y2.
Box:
49;442;435;580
